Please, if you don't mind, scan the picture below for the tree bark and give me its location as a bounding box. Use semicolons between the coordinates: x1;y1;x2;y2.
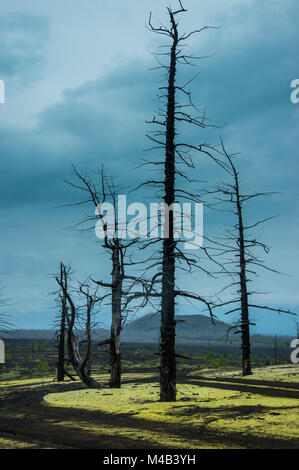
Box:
57;294;66;382
235;173;252;376
66;306;100;388
110;244;122;388
160;12;178;402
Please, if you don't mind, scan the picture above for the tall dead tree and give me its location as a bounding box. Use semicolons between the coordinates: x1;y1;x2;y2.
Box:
206;141;297;375
65;167;154;388
143;2;218;401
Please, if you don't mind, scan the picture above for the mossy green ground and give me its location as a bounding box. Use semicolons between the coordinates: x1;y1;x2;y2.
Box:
0;436;39;449
0;372;153;390
43;365;299;448
1;365;298;448
0;434;54;449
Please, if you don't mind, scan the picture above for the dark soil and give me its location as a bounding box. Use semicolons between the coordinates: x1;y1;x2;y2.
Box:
0;372;298;449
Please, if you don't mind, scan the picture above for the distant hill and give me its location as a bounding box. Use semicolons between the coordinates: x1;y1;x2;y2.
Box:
1;327;109;341
121;313;292;347
122;313;237;345
1;314;291;347
1;329;57;340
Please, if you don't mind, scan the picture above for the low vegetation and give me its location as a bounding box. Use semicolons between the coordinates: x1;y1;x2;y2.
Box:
0;364;298;449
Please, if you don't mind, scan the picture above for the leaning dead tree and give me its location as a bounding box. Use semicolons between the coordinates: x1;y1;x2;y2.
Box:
142;2;218;401
76;279;101;378
206;140;297;375
55;262;105;388
65;166;155;388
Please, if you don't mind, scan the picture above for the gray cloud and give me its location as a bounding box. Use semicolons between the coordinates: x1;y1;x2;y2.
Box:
0;0;298;331
0;12;49;85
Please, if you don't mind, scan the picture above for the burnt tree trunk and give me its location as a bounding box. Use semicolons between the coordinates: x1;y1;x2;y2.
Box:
66;167;130;389
235;170;252;376
110;243;122;388
160;11;178;402
65;300;100;388
57;294;66;382
217;144;295;376
87;357;91;376
86;302;92;376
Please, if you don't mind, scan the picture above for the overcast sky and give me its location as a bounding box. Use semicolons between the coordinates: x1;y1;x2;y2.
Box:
0;0;298;335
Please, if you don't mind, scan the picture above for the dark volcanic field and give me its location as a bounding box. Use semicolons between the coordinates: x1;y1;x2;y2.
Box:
0;338;293;381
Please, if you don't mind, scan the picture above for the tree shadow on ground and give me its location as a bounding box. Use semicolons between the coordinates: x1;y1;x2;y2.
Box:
186;378;299;399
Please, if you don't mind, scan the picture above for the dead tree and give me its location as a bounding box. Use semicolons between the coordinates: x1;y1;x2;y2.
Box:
55;262;106;388
143;2;218;401
57;295;66;382
206;140;297;375
56;263;67;381
57;299;66;381
53;263;76;382
65;167;153;388
77;281;100;377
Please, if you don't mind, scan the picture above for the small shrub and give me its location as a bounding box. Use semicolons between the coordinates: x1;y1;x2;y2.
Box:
37;356;48;375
